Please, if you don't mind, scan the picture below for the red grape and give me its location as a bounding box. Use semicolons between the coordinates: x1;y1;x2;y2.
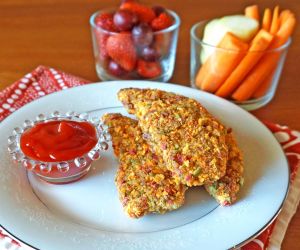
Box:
108;60;127;77
121;0;134;3
152;6;165;16
132;23;153;47
141;47;160;61
113;10;138;31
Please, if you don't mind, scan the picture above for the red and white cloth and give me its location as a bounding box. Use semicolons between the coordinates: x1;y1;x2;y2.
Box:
0;66;299;250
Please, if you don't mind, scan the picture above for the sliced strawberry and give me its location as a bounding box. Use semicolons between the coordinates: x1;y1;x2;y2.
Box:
97;33;110;60
95;13;118;32
153;32;172;56
151;12;173;31
120;2;156;23
106;33;137;71
137;60;162;78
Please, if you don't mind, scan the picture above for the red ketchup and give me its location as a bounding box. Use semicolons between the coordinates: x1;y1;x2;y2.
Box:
20;120;98;180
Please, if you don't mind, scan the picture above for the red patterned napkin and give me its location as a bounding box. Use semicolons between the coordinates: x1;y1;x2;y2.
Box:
0;66;299;250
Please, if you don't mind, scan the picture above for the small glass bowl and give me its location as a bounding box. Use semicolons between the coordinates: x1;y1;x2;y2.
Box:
190;21;291;111
7;111;110;184
90;9;180;82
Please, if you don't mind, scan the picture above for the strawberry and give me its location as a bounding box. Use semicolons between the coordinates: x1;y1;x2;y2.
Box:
137;60;162;78
153;33;172;56
95;13;117;32
106;33;137;71
151;12;173;31
120;2;156;23
97;33;110;61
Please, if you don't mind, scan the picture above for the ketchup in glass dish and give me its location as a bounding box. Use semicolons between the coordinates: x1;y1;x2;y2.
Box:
20;120;98;162
8;112;109;184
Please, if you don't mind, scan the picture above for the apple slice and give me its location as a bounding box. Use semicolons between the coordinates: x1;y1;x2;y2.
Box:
200;19;225;64
200;15;259;63
219;15;259;41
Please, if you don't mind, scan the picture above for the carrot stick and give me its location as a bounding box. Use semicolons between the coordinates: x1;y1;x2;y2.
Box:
252;69;276;98
215;30;274;98
199;33;248;93
270;6;280;34
245;5;260;22
195;59;209;88
262;8;272;31
273;15;296;48
279;10;294;26
232;16;296;101
231;57;277;101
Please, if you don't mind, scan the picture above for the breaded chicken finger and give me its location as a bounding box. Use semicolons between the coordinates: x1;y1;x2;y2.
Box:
103;113;186;218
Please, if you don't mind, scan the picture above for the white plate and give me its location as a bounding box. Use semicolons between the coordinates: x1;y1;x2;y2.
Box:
0;81;289;250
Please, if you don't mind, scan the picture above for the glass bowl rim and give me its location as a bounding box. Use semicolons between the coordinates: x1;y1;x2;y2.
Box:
89;8;181;35
190;20;292;53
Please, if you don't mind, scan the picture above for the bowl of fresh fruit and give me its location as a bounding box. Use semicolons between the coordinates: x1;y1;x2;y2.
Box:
90;1;180;82
190;5;296;110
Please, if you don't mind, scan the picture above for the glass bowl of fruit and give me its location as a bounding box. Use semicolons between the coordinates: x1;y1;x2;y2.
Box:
190;6;295;111
90;1;180;82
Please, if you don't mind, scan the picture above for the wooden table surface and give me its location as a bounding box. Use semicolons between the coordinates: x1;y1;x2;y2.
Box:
0;0;299;248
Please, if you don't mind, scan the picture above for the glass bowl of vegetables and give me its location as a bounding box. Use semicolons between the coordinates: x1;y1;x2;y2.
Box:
190;7;295;111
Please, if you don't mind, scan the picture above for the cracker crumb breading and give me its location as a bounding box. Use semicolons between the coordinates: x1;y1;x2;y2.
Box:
118;88;228;186
205;131;244;205
102;113;186;218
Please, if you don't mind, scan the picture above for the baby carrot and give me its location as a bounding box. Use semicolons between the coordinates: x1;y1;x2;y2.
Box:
262;8;272;31
199;33;249;93
232;16;296;101
216;30;274;98
245;5;260;22
270;6;280;34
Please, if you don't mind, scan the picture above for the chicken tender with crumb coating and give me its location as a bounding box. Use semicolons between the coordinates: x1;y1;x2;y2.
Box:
102;113;186;218
118;88;228;186
205;130;244;205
